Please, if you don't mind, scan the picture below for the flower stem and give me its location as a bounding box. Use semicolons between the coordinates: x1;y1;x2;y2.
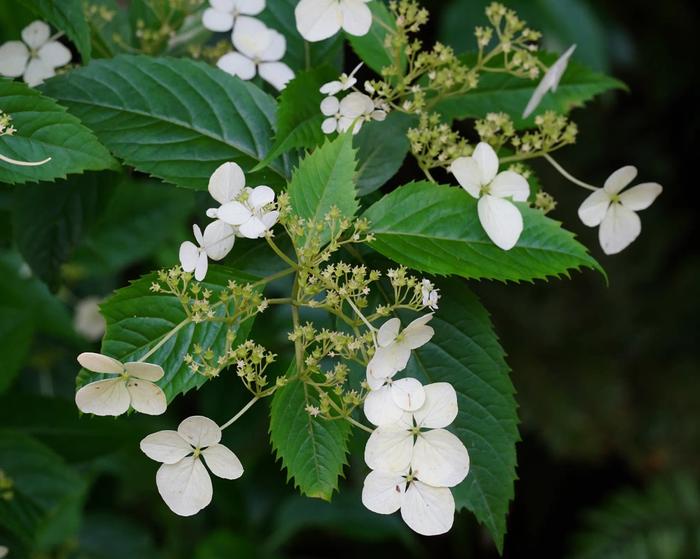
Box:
138;317;191;362
346;415;374;434
219;396;259;430
543;154;598;192
0;152;51;167
266;235;298;269
250;267;295;288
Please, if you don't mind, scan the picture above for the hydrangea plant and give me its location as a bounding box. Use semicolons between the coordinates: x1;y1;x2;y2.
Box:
0;0;664;551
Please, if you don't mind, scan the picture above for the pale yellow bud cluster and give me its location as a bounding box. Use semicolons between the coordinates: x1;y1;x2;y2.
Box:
0;111;16;137
535;191;557;214
407;112;473;171
85;3;116;25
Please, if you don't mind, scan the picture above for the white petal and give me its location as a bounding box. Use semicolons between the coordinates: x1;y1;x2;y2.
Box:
477;195;523;251
361;470;405;514
412;429;469;487
248;185;275;209
22;20;50;49
450;156;482;199
578;188;611;227
598;203;641;255
364;426;413;473
522;44;576;118
340;91;373;118
618;182;662;211
194;252;208;281
211;0;236;10
366;366;387;391
232;15;271;59
340;0;372;37
320;95;340;116
202;8;235;32
338;115;362;134
320;80;342;95
126;379;167;415
261;210;279;229
490;171;530;202
522;79;549;120
77;352;123;374
140;430;193;464
37;41;72;69
75;378;130;416
201;444;244;479
217;201;252;225
548;44;577;92
472;142;499;185
0;41;29;78
259;61;294;90
390;377;426;412
217;51;256;80
238;216;267;238
179;241;200;272
235;0;265;16
156;457;212;516
376;318;400;347
208;162;245;204
295;0;342;42
321;117;338;134
193;224;204;245
371;109;387;121
202;220;235;260
125;362;164;381
412;382;458;429
258;29;286;62
604;165;637;194
402;314;434;349
364;385;404;427
177;415;222;448
23;58;54;87
401;481;455;536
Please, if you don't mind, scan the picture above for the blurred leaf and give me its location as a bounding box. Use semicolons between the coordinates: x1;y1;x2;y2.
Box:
0;78;117;185
41;55;294;190
362;181;604;282
195;531;261;559
78;265;258;401
75;512;161;559
269;363;351;501
347;2;401;76
405;280;518;552
570;475;700;559
86;0;134;58
0;431;87;549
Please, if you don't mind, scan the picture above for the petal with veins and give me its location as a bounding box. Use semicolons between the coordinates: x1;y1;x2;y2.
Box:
295;0;342;42
156;457;212;516
178;415;222;448
217;51;256;80
179;241;200;273
618;182;663;211
599;203;641;255
340;0;372;36
477;195;523;251
75;378;130;416
376;318;400;347
603;165;637;194
125;362;164;382
450;156;482;198
401;481;455;536
390;377;426;412
141;430;193;464
578;188;611;227
238;216;267;239
202;221;235;260
258;29;286;61
208;162;245;204
259;61;294;90
248;185;275;209
365;426;413;473
77;352;123;374
472;142;499;185
362;470;405;514
364;385;403;427
194;251;208;281
202;444;244;479
412;429;470;487
127;379;167;416
412;382;458;429
490;171;530;202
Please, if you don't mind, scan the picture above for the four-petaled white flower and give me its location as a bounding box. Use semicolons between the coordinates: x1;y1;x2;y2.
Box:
0;21;72;87
362;382;470;536
75;352;167;417
367;314;434;380
179;222;235;281
202;0;265;32
420;279;439;310
217;16;294;90
320;62;363;95
578;165;662;255
321;91;385;135
522;44;576;119
295;0;372;42
451;142;530;251
140;415;244;516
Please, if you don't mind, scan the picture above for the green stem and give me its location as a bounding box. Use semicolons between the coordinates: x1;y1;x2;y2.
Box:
266;236;298;269
250;267;295;288
219;396;259;430
543;153;598;192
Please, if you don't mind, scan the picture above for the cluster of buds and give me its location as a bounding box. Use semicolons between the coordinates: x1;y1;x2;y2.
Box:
0;111;16;137
407;112;474;171
84;3;116;25
229;340;279;396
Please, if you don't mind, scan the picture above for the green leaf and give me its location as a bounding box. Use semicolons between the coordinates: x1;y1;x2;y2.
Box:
78;513;160;559
354;112;415;196
405;280;518;552
0;431;87;549
362;181;604;282
269;363;351;501
0;78;117;185
347;1;401;76
17;0;92;62
79;265;258;401
254;66;337;170
436;53;626;129
40;55;294;190
288;133;359;245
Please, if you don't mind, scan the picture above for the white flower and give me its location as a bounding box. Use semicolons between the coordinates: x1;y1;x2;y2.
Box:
451;142;530;250
320;62;363;95
522;44;576;118
295;0;372;42
179;222;236;281
320;91;385;135
74;296;106;341
140;415;244;516
0;545;7;558
420;279;439;310
75;352;167;417
217;16;294;90
202;0;265;32
367;314;434;380
578;166;662;255
362;382;470;536
0;21;72;87
364;376;426;426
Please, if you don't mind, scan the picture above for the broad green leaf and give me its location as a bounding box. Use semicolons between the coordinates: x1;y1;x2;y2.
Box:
41;55;294;190
362;181;604;282
78;265;258;401
17;0;92;62
258;0;343;72
269;363;351;501
347;1;401;76
0;431;87;549
435;53;626;129
254;66;336;170
354;112;415;196
78;513;160;559
405;280;518;552
0;79;117;185
288;134;359;244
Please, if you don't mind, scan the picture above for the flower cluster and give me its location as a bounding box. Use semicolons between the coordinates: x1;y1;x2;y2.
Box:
203;0;294;90
0;112;15;137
